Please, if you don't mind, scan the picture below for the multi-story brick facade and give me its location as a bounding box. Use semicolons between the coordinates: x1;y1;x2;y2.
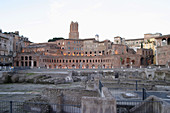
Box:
0;29;31;70
0;30;13;69
14;22;153;69
155;35;170;66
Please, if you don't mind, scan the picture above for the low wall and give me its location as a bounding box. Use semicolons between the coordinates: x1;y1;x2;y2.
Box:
129;95;170;113
81;97;116;113
42;88;99;105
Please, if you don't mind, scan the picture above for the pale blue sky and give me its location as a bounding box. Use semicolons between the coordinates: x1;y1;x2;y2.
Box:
0;0;170;43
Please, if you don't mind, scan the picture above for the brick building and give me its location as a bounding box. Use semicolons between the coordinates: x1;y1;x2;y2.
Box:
0;29;31;70
14;22;153;69
155;35;170;66
0;30;13;69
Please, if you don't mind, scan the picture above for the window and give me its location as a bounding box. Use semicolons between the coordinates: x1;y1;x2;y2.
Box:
21;56;24;60
25;56;28;60
29;56;32;60
85;52;87;54
68;42;70;44
68;47;70;50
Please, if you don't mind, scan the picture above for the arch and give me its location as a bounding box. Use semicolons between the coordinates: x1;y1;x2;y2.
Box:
140;57;144;65
29;61;31;66
168;38;170;45
54;64;56;68
25;62;28;67
92;64;95;69
59;65;62;69
25;56;28;60
49;65;52;69
72;64;75;69
21;61;24;66
79;65;82;69
102;65;105;69
86;64;89;69
121;59;125;65
98;65;101;69
16;61;19;67
131;60;135;65
29;56;32;60
21;56;24;60
34;61;37;67
126;58;130;63
162;38;167;46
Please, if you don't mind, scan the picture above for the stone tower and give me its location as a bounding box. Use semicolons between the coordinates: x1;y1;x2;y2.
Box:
69;21;79;39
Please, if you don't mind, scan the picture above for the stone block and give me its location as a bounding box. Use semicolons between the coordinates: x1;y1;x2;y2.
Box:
81;97;116;113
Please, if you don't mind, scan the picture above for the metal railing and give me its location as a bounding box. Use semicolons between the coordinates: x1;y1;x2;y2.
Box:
117;100;163;113
99;80;103;92
0;100;81;113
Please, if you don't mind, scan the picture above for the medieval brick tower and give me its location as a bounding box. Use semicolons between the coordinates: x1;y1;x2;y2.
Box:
69;21;79;39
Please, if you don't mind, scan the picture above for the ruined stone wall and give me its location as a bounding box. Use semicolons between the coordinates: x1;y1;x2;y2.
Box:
42;88;99;105
157;45;170;65
81;97;116;113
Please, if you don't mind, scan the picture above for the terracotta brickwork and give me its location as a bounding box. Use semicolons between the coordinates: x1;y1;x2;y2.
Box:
14;38;153;69
69;21;79;39
14;21;154;69
157;45;170;65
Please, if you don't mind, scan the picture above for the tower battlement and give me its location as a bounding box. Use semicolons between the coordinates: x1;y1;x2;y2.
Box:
69;21;79;39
